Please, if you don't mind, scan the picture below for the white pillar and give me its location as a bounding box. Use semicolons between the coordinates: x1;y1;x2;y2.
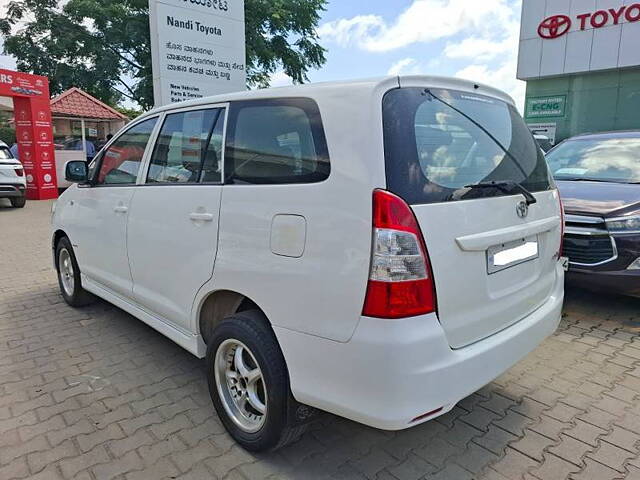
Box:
80;118;87;158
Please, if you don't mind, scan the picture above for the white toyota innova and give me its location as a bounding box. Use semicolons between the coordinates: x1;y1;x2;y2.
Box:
52;76;565;451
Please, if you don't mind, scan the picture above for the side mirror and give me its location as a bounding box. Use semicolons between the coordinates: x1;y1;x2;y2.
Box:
65;161;89;183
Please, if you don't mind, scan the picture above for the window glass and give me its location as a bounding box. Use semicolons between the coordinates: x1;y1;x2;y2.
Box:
225;99;329;184
96;118;157;185
201;110;226;183
147;109;223;184
0;147;12;160
546;137;640;183
383;88;552;205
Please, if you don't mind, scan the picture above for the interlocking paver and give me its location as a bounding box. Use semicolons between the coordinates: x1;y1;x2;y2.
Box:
587;441;634;473
510;429;556;461
548;433;592;466
2;199;640;480
570;458;621;480
564;420;607;447
530;453;580;480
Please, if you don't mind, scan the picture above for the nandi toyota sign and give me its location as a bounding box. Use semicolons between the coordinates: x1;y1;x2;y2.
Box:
149;0;246;106
518;0;640;80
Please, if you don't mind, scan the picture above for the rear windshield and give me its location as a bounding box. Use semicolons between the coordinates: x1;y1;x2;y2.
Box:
383;88;552;205
546;137;640;184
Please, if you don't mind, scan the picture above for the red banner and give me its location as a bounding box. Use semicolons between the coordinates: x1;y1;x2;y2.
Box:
0;68;57;200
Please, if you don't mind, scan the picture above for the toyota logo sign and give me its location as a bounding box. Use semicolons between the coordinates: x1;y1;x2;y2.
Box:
538;15;572;39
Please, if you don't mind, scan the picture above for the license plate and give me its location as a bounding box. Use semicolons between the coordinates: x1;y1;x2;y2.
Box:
487;236;539;274
560;256;569;271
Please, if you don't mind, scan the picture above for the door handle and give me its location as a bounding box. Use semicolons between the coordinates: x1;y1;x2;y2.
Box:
189;212;214;222
114;205;128;213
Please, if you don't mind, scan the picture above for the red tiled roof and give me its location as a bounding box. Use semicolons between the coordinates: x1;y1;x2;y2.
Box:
50;88;128;120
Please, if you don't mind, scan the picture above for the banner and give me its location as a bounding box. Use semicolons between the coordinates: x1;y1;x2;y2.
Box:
0;69;57;200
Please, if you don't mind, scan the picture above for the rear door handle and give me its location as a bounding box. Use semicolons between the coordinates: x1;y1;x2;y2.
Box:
114;205;128;213
189;212;214;222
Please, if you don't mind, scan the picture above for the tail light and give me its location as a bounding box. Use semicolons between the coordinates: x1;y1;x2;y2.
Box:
15;168;24;177
362;189;436;319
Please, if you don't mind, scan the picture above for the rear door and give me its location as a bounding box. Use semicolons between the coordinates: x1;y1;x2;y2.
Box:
383;84;561;349
127;106;226;330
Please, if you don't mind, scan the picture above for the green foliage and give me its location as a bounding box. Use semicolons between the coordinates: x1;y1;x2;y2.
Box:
0;125;16;145
0;111;16;145
0;0;327;110
114;105;144;120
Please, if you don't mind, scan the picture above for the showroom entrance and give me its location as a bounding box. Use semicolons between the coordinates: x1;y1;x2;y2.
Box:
0;68;57;200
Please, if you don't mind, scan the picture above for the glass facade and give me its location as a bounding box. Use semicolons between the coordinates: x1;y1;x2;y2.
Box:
524;68;640;144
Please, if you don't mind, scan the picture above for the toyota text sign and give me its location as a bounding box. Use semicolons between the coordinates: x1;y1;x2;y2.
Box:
538;4;640;40
518;0;640;79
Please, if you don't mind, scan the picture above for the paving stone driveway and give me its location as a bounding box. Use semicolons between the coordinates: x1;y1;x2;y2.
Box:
2;199;640;480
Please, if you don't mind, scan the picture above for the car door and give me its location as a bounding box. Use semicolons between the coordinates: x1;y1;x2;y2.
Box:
126;106;226;330
71;117;159;297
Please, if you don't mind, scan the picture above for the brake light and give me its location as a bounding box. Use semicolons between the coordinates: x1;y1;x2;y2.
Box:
15;168;24;177
362;189;436;319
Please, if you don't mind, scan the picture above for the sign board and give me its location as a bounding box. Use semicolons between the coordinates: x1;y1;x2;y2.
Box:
518;1;640;80
0;68;58;200
527;122;557;145
525;95;566;119
149;0;246;106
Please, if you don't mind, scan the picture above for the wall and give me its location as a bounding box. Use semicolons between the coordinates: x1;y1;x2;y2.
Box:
525;67;640;143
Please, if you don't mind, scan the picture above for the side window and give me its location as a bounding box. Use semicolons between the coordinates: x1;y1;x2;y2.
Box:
96;118;157;185
225;98;330;184
147;108;224;184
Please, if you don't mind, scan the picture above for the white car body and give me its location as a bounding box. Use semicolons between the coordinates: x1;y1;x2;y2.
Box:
0;140;27;204
52;76;564;431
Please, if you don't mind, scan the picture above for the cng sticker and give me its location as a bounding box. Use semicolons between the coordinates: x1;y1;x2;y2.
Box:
525;95;566;118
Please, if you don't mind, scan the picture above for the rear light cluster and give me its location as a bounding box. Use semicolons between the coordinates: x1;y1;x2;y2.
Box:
362;189;436;319
15;168;24;177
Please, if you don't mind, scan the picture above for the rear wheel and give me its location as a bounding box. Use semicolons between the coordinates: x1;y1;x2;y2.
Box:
10;196;26;208
206;310;307;451
55;237;96;307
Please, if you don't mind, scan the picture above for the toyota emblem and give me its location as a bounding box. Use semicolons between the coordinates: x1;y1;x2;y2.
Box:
538;15;572;39
516;201;529;219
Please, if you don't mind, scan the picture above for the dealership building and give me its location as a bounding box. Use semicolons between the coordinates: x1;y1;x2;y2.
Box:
518;0;640;145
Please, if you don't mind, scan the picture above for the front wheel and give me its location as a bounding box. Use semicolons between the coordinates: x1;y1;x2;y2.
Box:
206;311;308;452
55;237;96;307
10;196;26;208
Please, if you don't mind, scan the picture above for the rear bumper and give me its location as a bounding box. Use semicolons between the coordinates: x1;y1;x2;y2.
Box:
0;183;26;198
276;263;564;430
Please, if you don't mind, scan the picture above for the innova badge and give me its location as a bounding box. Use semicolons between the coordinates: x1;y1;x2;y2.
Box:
516;201;529;219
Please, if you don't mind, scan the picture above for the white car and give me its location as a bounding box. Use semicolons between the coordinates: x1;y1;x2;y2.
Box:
0;140;27;208
52;76;565;452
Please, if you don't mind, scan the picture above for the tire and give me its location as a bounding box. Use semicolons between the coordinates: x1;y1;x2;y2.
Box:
10;196;26;208
206;310;307;452
55;236;96;307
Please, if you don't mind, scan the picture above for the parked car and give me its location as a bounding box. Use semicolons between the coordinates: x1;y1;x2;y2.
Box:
0;140;27;208
52;76;565;452
546;131;640;297
534;134;554;153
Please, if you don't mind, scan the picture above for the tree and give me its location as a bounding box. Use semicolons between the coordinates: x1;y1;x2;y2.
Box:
0;0;327;110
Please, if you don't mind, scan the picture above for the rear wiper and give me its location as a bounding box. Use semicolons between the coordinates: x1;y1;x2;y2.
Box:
465;180;537;206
